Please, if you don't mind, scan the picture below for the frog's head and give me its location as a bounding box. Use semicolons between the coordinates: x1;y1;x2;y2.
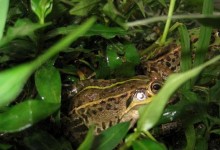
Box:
120;79;163;127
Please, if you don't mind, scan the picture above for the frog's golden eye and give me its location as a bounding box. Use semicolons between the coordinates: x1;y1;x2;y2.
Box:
151;81;162;94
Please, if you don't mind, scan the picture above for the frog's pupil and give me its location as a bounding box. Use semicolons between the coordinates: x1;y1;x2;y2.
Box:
153;83;161;91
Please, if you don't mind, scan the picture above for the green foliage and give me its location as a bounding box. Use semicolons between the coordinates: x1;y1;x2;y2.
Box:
31;0;53;24
0;19;49;47
0;0;220;149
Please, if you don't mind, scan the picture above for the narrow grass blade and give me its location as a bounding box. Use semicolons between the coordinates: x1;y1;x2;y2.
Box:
178;24;192;89
193;0;213;83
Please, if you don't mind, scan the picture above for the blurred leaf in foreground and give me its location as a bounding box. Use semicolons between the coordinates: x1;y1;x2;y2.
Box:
0;100;59;132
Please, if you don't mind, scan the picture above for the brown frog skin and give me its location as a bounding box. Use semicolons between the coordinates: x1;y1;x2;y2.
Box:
141;44;181;80
63;76;163;144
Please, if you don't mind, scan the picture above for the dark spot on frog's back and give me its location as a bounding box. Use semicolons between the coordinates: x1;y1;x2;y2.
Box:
172;58;176;62
174;51;179;57
92;109;97;115
108;97;116;102
106;103;112;110
166;62;171;67
171;66;176;71
98;107;103;111
166;56;171;61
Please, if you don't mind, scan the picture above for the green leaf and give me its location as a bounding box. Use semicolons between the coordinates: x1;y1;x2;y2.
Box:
0;100;60;132
31;0;53;24
103;1;126;29
132;139;166;150
106;43;140;77
78;126;95;150
35;63;61;103
92;122;130;150
137;55;220;131
69;0;100;16
0;0;9;40
0;17;95;107
0;19;49;47
46;24;127;39
106;43;123;70
178;24;192;89
0;64;33;106
184;125;196;150
194;0;213;68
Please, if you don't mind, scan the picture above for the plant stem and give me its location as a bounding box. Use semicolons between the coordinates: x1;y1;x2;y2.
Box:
160;0;176;45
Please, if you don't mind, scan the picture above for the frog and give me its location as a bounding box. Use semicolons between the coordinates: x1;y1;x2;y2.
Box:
63;76;163;144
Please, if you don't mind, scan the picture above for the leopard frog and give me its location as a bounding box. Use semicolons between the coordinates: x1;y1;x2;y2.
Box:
64;76;163;143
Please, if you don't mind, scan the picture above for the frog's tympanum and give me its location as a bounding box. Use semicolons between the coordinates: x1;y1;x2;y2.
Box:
63;76;162;143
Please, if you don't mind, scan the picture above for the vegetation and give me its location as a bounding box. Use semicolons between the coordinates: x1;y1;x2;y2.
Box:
0;0;220;149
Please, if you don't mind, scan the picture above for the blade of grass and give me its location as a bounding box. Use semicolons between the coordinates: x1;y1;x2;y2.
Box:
192;0;213;84
193;0;213;68
137;55;220;131
0;0;9;40
125;14;220;28
160;0;176;45
178;24;192;89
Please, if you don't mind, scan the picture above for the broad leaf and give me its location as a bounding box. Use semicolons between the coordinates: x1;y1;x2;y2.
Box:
0;100;59;132
31;0;53;24
35;63;61;103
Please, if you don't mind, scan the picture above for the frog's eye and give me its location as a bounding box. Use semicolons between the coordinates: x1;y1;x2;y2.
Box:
135;91;147;101
151;81;162;94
